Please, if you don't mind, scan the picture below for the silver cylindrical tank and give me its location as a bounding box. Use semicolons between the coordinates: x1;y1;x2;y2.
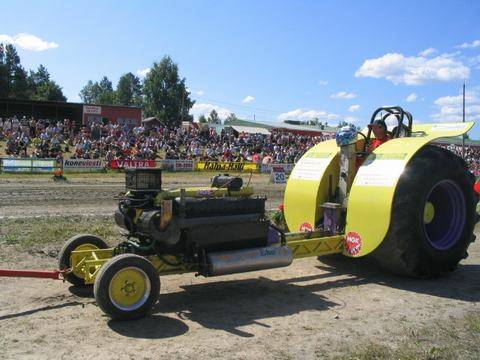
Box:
207;246;293;276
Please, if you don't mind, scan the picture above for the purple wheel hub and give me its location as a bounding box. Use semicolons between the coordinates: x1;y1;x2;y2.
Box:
424;180;466;250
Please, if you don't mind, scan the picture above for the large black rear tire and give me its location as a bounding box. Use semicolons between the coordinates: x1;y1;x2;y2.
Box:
372;145;478;277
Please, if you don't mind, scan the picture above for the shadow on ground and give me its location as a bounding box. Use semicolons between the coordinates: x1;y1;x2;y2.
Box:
108;314;189;339
152;273;356;337
0;301;89;321
317;255;480;302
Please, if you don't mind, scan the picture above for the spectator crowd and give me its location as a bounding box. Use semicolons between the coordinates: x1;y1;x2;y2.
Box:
1;116;479;170
0;116;334;165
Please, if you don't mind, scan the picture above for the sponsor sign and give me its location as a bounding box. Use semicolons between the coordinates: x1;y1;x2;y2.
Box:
63;159;105;171
355;158;406;187
195;161;258;172
83;105;102;115
290;152;332;181
430;123;468;132
2;158;56;173
173;160;195;172
271;166;287;184
345;231;362;255
261;163;294;174
110;159;157;169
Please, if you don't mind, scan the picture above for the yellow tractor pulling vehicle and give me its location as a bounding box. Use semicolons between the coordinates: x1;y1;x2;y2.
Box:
1;106;477;321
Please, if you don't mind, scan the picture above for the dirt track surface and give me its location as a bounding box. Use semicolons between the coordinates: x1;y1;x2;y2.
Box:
0;173;285;219
1;174;480;359
0;240;480;359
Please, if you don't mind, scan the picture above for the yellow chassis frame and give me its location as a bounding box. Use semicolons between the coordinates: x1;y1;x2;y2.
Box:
71;233;344;284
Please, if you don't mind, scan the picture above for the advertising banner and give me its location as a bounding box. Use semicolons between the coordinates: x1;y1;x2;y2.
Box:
83;105;102;115
173;160;195;171
261;163;295;174
63;159;105;172
195;161;258;172
160;159;176;171
2;158;56;173
110;159;157;169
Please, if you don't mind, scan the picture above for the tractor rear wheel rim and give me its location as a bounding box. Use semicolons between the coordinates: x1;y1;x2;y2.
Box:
109;267;151;311
424;180;466;250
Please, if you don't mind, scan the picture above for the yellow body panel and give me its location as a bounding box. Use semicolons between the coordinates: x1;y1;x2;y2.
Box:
346;121;474;257
284;121;474;257
284;139;340;232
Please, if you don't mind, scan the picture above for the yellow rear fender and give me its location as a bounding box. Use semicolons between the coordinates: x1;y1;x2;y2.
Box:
284;139;340;232
345;122;475;257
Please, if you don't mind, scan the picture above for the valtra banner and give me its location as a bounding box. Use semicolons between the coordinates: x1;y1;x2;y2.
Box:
110;159;157;169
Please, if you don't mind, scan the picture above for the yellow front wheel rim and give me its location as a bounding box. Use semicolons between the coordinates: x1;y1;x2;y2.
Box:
72;243;100;278
109;267;151;311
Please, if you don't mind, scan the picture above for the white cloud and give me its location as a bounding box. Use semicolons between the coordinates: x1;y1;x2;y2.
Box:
405;93;418;102
355;52;470;85
196;90;204;96
318;80;328;86
348;104;360;112
190;103;232;120
277;108;339;122
136;67;151;77
418;48;437;57
242;95;255;103
431;89;480;122
0;33;58;51
330;91;357;99
458;40;480;49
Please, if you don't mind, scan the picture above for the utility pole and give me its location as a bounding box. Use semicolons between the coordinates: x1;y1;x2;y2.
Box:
180;87;185;123
462;82;466;159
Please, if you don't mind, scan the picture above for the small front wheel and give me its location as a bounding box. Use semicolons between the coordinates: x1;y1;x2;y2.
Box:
94;254;160;320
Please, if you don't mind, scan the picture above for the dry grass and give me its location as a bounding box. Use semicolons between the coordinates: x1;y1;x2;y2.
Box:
339;313;480;360
0;216;118;256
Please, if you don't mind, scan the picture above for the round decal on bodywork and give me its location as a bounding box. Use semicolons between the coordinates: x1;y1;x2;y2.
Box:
299;222;313;232
345;231;362;255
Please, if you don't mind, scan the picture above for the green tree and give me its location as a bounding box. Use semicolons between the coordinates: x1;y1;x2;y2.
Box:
143;56;194;127
79;76;116;104
34;81;67;101
29;64;50;86
0;44;9;98
79;80;101;103
198;114;207;124
5;44;30;99
207;109;221;124
224;113;238;124
98;76;116;104
11;64;29;99
116;72;142;106
28;65;66;101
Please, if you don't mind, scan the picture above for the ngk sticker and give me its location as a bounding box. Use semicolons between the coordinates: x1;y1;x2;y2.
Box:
345;231;362;255
299;222;313;232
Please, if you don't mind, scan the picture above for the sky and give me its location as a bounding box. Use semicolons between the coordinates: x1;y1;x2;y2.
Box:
2;0;480;137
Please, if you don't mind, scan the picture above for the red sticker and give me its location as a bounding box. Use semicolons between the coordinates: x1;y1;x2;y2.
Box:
299;222;313;232
345;231;362;255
